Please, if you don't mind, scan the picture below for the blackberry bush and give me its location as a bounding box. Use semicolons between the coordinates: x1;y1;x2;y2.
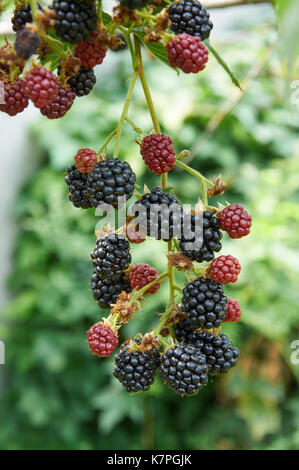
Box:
3;0;250;398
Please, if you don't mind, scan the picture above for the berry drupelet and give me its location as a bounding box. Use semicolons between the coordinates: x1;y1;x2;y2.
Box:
168;0;213;40
224;297;241;323
173;316;196;342
24;67;58;108
86;157;136;209
40;85;75;119
91;233;131;280
131;187;183;242
209;255;241;284
88;321;119;357
140;134;176;174
91;271;132;309
219;204;252;239
53;0;98;44
166;33;209;74
181;276;227;329
186;330;239;375
179;210;222;263
113;338;160;393
159;342;208;396
128;263;161;294
11;4;32;32
74;148;98;173
67;66;96;97
65;165;93;208
0;79;29;116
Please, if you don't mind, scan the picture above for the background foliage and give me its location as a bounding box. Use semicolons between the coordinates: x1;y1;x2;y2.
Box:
0;4;299;450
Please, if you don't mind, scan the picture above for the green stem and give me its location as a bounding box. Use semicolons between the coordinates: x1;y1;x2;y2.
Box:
138;11;156;20
125;117;144;135
134;35;161;134
41;33;68;59
130;272;168;304
175;159;214;186
119;27;137;70
97;129;117;155
153;309;172;337
113;70;139;158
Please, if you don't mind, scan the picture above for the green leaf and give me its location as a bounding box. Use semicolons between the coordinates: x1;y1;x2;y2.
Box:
102;11;112;26
205;40;242;91
133;31;176;70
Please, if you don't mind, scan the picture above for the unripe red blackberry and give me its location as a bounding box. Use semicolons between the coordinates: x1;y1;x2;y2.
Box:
186;330;239;376
209;255;241;285
67;67;96;97
113;337;160;393
74;148;98;173
181;276;227;329
40;85;75;119
91;271;132;309
224;297;241;323
87;158;136;209
159;343;208;396
11;4;32;32
168;0;213;40
219;204;252;239
53;0;98;44
140;134;176;175
179;210;222;263
88;321;118;357
128;263;161;294
91;233;131;280
24;67;58;108
65;165;93;209
166;33;209;74
74;32;107;68
0;79;29;116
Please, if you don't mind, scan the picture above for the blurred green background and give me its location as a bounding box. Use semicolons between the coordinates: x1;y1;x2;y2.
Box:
0;0;299;450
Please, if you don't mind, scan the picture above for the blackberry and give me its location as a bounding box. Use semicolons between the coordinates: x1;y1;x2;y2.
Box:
91;271;132;309
166;33;209;74
119;0;151;9
52;0;97;44
113;338;160;393
186;330;239;375
67;66;96;97
15;27;41;59
40;85;75;119
168;0;213;40
181;276;227;329
128;263;161;294
140;134;176;175
219;204;252;239
131;187;183;241
11;4;32;32
179;210;222;263
224;297;241;323
87;157;136;209
74;32;107;68
173;316;196;342
24;67;58;108
64;165;93;209
159;343;208;396
0;79;29;116
91;233;131;280
209;255;241;285
75;148;98;173
88;321;119;357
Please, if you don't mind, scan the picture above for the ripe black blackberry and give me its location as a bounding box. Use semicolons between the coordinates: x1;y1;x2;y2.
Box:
67;67;96;97
52;0;97;43
168;0;213;40
131;187;183;241
91;233;131;280
113;338;160;393
65;165;92;209
181;276;227;329
119;0;151;9
91;271;132;309
159;343;208;396
186;330;239;376
87;158;136;209
173;316;196;342
179;211;222;262
11;4;32;32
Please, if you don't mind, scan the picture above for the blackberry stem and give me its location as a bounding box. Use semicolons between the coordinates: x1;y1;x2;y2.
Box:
113;70;139;158
125;117;144;135
129;272;168;304
97;129;117;155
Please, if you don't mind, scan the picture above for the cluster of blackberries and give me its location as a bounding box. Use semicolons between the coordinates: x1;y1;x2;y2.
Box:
65;153;136;210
